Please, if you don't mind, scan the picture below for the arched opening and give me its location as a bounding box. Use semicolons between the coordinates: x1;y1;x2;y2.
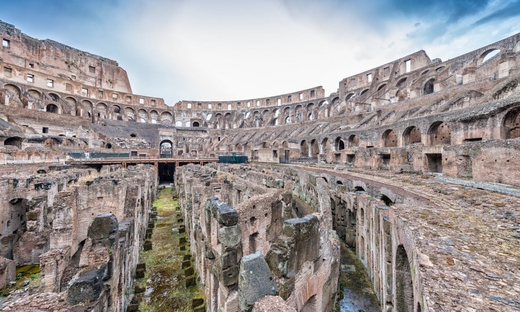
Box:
37;169;47;174
381;195;394;206
480;49;500;64
403;126;422;145
301;294;317;312
335;137;345;150
193;121;200;127
160;140;173;158
423;78;435;95
348;135;359;147
300;140;309;158
396;77;407;89
377;84;386;91
428;121;451;146
396;244;414;312
503;107;520;139
48;93;59;102
360;89;369;97
383;129;398;147
310;139;319;158
4;137;23;149
345;93;354;102
321;138;331;154
355;186;365;192
46;104;59;113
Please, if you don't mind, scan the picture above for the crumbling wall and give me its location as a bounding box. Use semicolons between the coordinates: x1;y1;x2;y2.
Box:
0;164;157;312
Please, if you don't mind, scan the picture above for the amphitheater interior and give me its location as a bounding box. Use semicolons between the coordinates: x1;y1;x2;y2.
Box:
0;19;520;312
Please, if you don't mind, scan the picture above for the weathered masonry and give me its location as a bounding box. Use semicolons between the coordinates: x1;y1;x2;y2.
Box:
178;163;520;311
0;164;157;311
0;18;520;311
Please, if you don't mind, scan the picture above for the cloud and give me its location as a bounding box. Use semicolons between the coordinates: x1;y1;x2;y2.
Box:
473;0;520;26
1;0;519;105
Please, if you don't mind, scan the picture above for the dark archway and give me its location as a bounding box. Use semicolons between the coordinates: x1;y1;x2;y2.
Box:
396;244;414;312
503;107;520;139
423;78;435;95
46;104;59;113
300;140;309;158
335;137;345;150
160;140;173;158
4;136;23;149
193;121;200;127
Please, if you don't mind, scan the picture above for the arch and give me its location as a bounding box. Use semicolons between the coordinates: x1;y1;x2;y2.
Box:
360;89;369;96
479;48;500;65
420;69;430;76
113;105;121;114
160;140;173;157
382;129;397;147
423;78;435;95
300;140;309;158
48;92;60;102
160;111;173;126
235;143;243;152
4;84;21;99
138;109;148;123
310;139;319;157
396;244;414;312
345;93;355;102
306;103;316;121
403;126;422;145
4;136;23;149
377;84;386;91
150;110;159;124
502;106;520;139
125;107;135;121
64;96;77;107
348;134;359;147
262;141;270;148
335;137;345;150
321;137;331;153
193;121;200;127
95;103;108;119
46;103;59;114
294;105;304;122
27;89;41;99
282;141;289;149
428;121;451;146
81;100;93;118
396;77;407;89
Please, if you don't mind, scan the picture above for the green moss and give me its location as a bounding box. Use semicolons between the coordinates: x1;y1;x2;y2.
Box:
138;188;203;312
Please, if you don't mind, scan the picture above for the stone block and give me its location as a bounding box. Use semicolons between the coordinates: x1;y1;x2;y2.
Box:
218;225;242;248
239;252;278;311
283;214;320;277
221;265;239;286
67;267;105;305
87;213;119;246
207;197;238;226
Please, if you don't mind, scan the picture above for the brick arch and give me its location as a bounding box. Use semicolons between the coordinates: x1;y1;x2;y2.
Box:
428;121;451;146
503;105;520;139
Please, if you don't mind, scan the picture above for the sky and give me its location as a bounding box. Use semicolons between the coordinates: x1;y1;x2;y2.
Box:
1;0;520;106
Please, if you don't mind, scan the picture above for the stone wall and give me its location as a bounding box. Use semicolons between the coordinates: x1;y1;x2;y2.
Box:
0;164;157;311
176;164;340;311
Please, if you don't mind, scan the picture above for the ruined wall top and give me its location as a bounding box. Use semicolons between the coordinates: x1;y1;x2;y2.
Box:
174;86;325;111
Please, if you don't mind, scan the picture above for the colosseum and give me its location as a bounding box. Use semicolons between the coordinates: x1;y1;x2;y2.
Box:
0;18;519;312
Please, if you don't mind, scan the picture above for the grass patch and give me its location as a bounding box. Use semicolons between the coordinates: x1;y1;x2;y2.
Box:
138;188;200;312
